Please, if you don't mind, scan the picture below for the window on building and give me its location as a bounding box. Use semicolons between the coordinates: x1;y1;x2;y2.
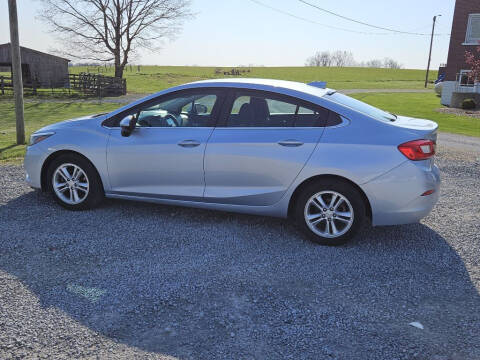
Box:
466;14;480;44
458;70;474;86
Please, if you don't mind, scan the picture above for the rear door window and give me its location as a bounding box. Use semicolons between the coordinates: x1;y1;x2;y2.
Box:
225;92;330;128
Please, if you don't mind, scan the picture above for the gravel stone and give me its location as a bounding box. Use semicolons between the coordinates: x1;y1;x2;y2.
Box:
0;133;479;359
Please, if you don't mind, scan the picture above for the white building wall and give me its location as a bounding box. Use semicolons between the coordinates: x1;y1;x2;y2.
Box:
441;81;456;106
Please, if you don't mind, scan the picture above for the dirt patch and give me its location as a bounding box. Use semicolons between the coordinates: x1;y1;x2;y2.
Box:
436;107;480;119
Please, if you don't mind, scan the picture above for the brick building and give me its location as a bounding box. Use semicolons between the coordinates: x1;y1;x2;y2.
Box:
441;0;480;106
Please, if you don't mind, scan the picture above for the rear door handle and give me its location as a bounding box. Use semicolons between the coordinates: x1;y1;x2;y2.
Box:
178;140;201;148
278;140;304;147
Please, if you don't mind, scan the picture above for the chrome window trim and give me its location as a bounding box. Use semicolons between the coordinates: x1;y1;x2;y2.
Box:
102;125;216;130
103;124;347;130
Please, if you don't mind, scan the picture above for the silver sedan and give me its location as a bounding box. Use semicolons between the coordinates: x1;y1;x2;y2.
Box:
24;79;440;245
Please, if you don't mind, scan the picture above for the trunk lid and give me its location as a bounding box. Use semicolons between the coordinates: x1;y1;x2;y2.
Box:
391;115;438;141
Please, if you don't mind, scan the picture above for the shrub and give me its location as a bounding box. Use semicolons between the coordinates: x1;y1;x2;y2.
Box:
461;98;477;110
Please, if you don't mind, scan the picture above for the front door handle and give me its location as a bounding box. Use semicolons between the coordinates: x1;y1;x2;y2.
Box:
278;140;304;147
178;140;201;148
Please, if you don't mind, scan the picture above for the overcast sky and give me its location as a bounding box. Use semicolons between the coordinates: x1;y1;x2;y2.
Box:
0;0;455;69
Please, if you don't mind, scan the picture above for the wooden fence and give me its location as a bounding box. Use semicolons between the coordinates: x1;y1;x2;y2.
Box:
69;73;127;96
0;76;42;95
0;75;10;94
0;73;127;97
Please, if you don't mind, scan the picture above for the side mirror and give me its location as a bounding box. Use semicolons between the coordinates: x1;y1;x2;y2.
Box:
120;115;136;137
194;104;208;114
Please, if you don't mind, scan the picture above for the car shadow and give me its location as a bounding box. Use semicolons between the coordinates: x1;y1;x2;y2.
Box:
1;190;479;359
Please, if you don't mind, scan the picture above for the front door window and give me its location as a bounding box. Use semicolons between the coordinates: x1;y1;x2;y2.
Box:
135;93;219;128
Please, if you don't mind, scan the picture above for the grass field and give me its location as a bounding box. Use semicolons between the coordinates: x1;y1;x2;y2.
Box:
351;93;480;138
0;91;477;163
69;66;437;93
0;102;119;161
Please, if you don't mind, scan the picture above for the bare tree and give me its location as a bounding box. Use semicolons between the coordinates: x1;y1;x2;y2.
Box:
305;51;338;67
318;51;332;67
383;58;403;69
305;54;319;67
306;51;327;67
365;59;383;68
330;50;355;67
307;51;403;69
38;0;192;78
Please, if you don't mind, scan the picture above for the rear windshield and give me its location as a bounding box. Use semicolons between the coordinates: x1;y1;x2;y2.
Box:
327;93;396;122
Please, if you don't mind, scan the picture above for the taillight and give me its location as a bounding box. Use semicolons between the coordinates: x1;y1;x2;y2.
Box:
398;140;436;161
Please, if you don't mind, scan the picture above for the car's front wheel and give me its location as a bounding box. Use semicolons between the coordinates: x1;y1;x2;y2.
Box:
294;179;366;246
47;154;104;210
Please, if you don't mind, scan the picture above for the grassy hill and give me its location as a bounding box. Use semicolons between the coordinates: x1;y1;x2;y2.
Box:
69;66;437;93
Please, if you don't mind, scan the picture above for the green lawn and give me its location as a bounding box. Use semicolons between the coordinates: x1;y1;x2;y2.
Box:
70;66;436;93
351;92;480;138
0;102;120;162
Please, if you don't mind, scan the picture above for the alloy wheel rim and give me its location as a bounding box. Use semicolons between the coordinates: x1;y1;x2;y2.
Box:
52;163;89;205
304;191;354;239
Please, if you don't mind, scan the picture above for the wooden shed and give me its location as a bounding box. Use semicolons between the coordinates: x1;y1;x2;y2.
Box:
0;43;70;88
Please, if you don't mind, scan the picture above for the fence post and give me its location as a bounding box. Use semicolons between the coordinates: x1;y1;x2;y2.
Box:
97;74;101;98
1;76;4;95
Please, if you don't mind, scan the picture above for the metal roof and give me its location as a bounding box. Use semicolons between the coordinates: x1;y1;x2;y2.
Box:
0;43;70;62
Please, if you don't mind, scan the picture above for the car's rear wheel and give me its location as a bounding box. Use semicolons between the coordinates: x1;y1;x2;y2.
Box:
47;154;104;210
294;179;366;246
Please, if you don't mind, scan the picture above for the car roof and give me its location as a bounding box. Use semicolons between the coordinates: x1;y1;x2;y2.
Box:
183;78;331;97
109;78;335;118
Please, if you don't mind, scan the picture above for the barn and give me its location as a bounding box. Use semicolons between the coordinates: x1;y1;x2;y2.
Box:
0;43;70;88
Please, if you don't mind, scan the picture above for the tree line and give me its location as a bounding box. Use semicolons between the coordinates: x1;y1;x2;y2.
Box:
306;50;403;69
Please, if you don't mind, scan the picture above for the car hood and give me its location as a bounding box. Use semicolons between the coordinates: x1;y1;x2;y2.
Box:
33;113;109;133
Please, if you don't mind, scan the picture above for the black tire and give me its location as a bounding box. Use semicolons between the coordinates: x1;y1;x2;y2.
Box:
47;154;104;210
294;179;366;246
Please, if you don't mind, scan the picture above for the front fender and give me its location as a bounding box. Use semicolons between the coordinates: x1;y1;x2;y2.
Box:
26;125;111;192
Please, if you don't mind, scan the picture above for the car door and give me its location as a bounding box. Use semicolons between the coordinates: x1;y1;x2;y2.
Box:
106;89;224;199
204;90;329;206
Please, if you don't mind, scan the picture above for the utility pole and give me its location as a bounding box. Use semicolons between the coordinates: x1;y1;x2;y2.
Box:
425;15;441;88
8;0;25;145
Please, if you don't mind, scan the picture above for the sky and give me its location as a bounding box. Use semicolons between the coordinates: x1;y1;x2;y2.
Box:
0;0;456;69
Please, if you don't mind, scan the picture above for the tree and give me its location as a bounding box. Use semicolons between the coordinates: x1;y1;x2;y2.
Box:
306;50;354;67
306;51;332;67
331;50;354;67
318;51;332;67
365;59;383;68
38;0;192;78
465;44;480;83
305;52;321;67
383;58;403;69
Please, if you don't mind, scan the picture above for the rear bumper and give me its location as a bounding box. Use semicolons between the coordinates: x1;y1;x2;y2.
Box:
362;161;440;226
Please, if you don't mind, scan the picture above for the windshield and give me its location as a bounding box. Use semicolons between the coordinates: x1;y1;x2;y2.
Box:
327;93;396;122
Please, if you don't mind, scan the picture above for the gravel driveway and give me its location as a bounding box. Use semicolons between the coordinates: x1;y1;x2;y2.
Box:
0;133;479;360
